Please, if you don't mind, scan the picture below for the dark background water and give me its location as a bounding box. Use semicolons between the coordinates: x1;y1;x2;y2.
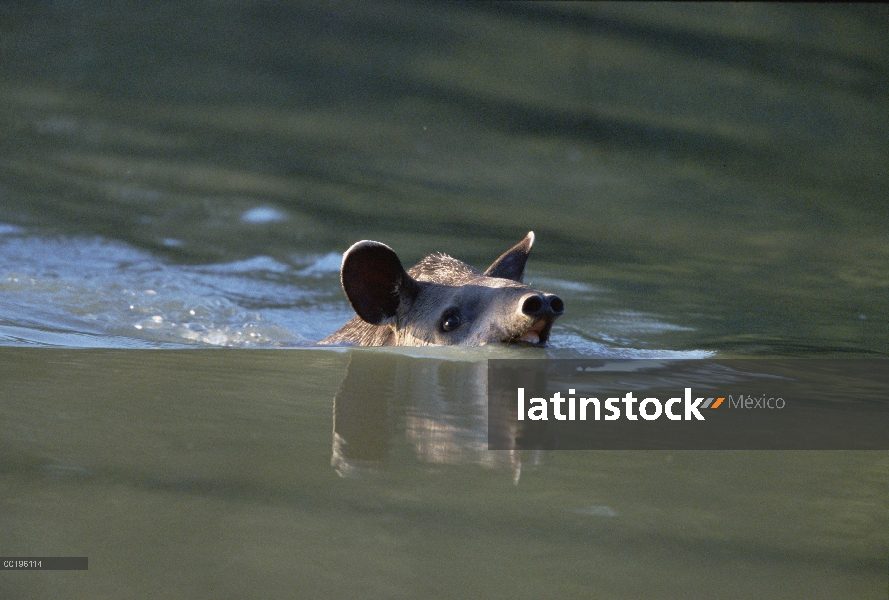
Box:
0;2;887;598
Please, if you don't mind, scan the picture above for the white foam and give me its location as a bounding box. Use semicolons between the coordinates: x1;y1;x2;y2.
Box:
298;253;343;276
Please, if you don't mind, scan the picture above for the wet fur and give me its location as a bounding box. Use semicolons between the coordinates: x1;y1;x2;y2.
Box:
321;234;562;347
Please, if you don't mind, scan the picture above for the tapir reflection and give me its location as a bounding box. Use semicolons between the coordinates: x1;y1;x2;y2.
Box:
331;351;547;483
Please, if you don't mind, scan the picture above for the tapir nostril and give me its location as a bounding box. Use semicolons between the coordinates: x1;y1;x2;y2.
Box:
549;295;565;315
521;294;544;315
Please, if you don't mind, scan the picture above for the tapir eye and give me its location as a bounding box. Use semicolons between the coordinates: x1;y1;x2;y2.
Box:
441;309;461;332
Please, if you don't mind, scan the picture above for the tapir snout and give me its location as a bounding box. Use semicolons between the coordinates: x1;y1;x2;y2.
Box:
512;292;565;345
320;232;565;347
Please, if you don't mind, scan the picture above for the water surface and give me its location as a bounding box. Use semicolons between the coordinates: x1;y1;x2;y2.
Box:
0;2;886;598
2;348;886;598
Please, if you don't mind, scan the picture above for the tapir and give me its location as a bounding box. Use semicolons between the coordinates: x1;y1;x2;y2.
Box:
321;232;564;346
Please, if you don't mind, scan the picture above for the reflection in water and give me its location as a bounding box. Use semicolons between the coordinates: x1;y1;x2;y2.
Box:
2;348;886;599
332;354;889;480
332;351;525;482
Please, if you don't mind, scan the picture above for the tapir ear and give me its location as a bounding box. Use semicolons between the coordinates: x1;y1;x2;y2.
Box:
483;231;534;282
340;241;418;325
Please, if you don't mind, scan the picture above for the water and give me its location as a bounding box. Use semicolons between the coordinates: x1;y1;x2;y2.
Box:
3;348;886;599
0;227;346;347
0;2;887;597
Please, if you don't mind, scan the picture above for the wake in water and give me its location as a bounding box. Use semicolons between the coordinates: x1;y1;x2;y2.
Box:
0;225;348;348
0;224;710;357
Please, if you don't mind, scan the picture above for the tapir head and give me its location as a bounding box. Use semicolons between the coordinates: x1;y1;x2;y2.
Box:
322;232;565;347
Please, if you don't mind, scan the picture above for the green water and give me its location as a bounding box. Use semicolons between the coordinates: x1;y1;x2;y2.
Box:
1;1;887;355
2;349;886;599
0;2;887;597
